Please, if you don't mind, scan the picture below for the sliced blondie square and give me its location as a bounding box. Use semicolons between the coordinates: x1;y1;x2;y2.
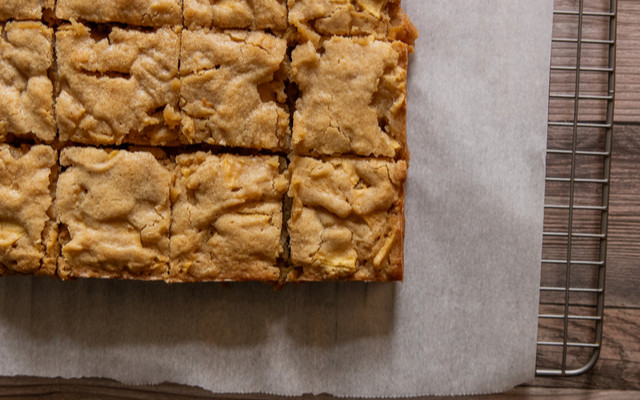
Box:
56;147;173;280
56;0;183;27
0;21;55;143
291;36;410;159
184;0;287;32
0;145;57;276
170;152;288;282
288;0;417;46
180;29;289;151
287;156;406;282
55;22;181;146
0;0;54;21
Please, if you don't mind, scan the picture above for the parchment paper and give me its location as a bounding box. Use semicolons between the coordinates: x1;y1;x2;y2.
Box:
0;1;553;397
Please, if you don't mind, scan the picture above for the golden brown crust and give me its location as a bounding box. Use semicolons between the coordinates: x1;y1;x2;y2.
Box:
288;0;417;47
55;147;173;280
0;144;57;276
0;21;55;143
55;22;181;146
180;29;290;151
287;156;406;282
0;0;54;21
170;152;288;282
184;0;287;31
291;36;409;159
56;0;183;27
388;7;419;50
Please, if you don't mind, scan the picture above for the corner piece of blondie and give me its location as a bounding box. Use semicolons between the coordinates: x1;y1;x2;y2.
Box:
288;0;417;47
287;156;407;282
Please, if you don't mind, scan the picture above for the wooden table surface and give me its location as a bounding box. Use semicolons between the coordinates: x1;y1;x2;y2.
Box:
2;1;639;398
526;0;639;397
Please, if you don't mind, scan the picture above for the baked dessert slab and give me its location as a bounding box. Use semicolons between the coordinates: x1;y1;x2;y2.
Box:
291;36;410;159
0;145;57;276
180;29;289;151
0;21;55;143
170;152;288;282
55;22;181;146
56;147;173;280
56;0;183;27
184;0;287;32
287;156;406;282
0;0;54;21
288;0;417;46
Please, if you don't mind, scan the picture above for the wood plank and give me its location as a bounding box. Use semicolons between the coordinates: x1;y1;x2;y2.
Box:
615;0;640;123
607;124;640;307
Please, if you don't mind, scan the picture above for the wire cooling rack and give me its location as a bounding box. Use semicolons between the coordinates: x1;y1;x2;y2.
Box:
536;0;617;376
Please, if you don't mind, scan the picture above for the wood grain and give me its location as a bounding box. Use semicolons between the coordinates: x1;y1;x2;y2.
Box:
533;307;640;390
615;0;640;122
498;387;640;400
607;125;640;307
539;124;640;308
548;0;640;123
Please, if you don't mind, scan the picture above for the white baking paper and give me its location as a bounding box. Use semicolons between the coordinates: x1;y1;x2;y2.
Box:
0;1;553;397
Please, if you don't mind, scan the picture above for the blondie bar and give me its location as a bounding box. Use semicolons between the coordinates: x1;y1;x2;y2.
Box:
0;145;57;276
291;36;410;159
56;147;173;280
180;29;289;151
287;156;406;281
0;0;54;21
56;0;182;27
170;152;288;282
184;0;287;32
0;21;55;143
288;0;417;46
55;22;181;146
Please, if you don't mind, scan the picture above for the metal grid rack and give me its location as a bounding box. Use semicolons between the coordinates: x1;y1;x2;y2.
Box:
536;0;617;376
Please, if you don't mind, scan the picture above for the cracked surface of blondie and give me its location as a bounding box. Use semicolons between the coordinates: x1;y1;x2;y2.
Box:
0;21;55;143
56;147;173;280
288;0;417;46
0;0;54;21
184;0;287;31
55;22;181;146
180;29;289;151
170;152;288;282
0;145;57;276
287;156;406;281
56;0;183;26
291;36;409;158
